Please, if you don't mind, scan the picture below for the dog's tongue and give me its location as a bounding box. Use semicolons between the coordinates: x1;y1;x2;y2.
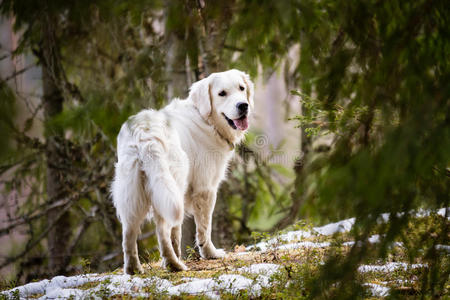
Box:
233;116;248;130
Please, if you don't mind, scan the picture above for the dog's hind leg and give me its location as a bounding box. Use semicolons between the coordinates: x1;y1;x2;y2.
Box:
122;220;145;274
171;225;182;258
112;158;150;275
154;214;187;271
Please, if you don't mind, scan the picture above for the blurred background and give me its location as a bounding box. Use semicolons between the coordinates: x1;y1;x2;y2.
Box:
0;0;448;295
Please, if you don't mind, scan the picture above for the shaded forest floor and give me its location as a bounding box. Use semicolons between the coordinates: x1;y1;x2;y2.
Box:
1;209;448;299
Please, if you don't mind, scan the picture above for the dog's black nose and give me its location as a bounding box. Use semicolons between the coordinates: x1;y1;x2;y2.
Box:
237;102;248;114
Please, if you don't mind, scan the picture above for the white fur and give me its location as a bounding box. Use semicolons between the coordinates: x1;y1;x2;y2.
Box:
111;69;254;273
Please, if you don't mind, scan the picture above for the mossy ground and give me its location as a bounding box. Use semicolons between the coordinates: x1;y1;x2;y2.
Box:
2;214;448;299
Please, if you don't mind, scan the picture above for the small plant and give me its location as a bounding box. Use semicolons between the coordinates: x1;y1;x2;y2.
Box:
250;231;271;246
0;278;18;293
185;246;200;262
79;258;91;274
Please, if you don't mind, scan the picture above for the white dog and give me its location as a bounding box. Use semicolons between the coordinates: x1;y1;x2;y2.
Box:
111;69;254;273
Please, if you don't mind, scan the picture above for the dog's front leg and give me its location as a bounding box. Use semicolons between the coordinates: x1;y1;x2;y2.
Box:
192;190;226;259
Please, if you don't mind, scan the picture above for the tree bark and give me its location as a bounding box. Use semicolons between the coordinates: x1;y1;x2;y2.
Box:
164;0;196;258
274;99;312;230
177;0;236;254
40;11;71;275
196;1;235;249
165;26;189;99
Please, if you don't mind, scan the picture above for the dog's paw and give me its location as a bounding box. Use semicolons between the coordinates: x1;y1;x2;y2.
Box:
162;258;188;272
211;248;226;259
200;245;226;259
124;262;144;275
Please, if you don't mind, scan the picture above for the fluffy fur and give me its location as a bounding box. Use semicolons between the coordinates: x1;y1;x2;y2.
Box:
112;69;254;273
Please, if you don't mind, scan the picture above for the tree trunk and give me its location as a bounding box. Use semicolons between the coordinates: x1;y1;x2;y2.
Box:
165;29;189;100
167;21;196;258
41;12;71;275
164;0;197;257
274;98;312;230
176;0;236;254
196;1;235;249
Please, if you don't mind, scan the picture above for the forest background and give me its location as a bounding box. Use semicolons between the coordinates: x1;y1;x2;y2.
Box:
0;0;448;297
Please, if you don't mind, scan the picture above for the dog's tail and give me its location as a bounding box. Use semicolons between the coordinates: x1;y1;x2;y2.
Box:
132;115;184;227
143;153;184;226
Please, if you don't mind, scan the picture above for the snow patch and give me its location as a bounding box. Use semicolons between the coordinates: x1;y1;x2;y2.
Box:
90;274;172;297
4;208;447;299
313;218;355;235
43;287;85;299
343;234;398;247
279;230;312;242
277;241;330;250
168;274;263;297
358;262;425;273
436;244;450;252
3;280;50;298
237;263;282;277
364;283;390;297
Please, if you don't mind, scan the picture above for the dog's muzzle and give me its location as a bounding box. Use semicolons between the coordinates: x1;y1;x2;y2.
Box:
222;111;249;131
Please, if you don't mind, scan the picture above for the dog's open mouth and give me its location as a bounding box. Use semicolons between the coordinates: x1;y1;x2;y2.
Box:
222;113;249;131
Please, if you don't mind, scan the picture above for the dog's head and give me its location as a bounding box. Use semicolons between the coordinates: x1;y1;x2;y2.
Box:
189;69;254;141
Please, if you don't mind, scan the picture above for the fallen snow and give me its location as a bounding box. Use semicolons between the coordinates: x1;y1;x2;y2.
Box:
167;274;266;298
3;208;446;299
1;268;279;299
279;229;312;241
277;241;331;250
246;208;448;253
245;217;354;252
343;234;403;248
237;263;282;277
364;283;390;297
1;274;102;299
358;262;425;273
436;244;450;252
313;218;356;235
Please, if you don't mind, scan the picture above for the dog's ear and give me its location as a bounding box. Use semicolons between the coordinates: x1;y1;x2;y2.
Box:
240;71;255;110
189;76;212;120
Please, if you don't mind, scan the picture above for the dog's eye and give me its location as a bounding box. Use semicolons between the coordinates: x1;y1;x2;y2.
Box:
239;85;245;91
218;91;227;97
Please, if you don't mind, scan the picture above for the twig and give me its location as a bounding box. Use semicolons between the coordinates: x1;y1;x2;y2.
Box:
0;64;35;84
0;200;73;270
63;207;98;267
223;44;244;52
0;54;11;61
0;184;94;236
